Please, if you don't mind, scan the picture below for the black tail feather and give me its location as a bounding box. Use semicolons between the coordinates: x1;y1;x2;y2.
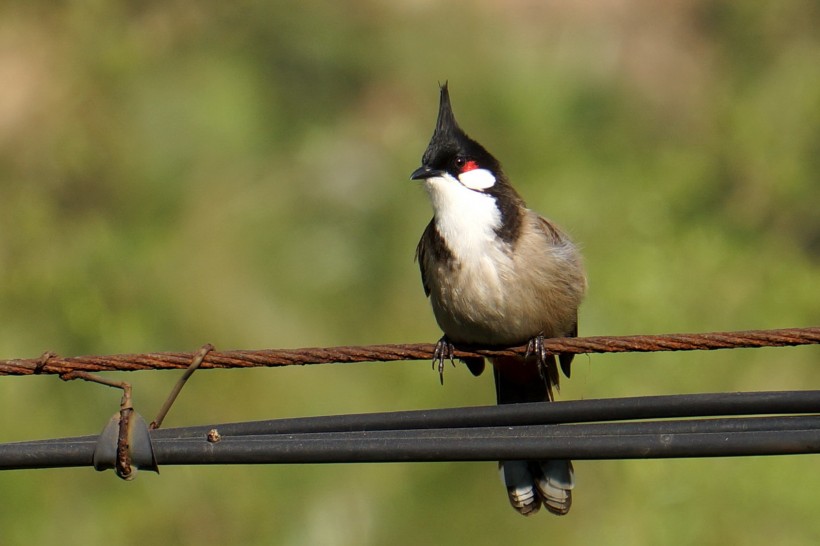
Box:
493;355;574;516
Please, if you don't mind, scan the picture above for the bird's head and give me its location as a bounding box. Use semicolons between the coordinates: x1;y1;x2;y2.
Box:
410;83;524;242
410;82;504;192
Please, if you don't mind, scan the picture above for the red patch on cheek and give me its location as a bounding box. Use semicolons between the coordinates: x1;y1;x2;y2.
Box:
462;160;479;172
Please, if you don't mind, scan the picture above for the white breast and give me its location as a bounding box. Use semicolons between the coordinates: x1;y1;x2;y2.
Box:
423;173;503;261
423;174;516;339
421;176;585;345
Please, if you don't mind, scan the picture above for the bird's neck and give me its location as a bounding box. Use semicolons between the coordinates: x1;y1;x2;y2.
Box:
425;174;506;263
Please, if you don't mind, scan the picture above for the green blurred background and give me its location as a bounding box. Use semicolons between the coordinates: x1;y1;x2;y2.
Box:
1;1;819;544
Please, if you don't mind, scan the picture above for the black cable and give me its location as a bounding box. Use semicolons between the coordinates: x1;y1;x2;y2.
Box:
153;390;820;438
154;421;820;464
2;415;820;469
2;391;820;470
13;389;820;448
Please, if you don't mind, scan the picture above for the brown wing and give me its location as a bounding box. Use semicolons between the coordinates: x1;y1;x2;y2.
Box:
537;216;579;379
416;220;485;376
536;215;568;245
415;218;454;298
414;219;436;297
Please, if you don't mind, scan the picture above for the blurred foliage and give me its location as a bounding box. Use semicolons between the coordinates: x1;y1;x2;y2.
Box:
1;1;819;545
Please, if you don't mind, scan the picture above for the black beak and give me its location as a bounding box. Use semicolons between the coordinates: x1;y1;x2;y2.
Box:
410;165;443;180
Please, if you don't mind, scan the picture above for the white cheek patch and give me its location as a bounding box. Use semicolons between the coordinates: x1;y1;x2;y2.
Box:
457;168;496;190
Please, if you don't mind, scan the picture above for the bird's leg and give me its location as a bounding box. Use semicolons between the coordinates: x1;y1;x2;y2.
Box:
525;333;549;381
432;335;456;385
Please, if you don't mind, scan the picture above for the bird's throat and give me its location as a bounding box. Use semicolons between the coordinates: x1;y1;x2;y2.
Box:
424;174;503;263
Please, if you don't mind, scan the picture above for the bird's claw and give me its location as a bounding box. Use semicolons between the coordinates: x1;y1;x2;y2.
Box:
525;333;550;378
432;337;456;384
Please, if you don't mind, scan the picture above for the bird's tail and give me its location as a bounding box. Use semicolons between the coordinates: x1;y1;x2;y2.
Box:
492;354;574;516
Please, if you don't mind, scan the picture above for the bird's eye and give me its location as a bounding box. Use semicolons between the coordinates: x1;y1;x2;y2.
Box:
454;156;478;173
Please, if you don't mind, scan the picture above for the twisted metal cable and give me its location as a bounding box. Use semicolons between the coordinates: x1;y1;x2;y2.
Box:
1;327;817;378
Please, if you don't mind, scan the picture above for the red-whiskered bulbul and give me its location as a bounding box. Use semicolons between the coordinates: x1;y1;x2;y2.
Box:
411;83;587;516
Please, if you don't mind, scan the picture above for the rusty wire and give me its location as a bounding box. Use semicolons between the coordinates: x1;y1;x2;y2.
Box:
0;327;817;378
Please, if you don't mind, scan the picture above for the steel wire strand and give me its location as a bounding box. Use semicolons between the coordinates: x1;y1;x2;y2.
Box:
1;327;818;377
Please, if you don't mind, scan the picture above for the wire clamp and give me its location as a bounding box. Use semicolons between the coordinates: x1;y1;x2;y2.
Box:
93;408;158;480
57;369;158;479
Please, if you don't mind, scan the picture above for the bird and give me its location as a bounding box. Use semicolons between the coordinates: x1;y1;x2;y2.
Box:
411;83;587;516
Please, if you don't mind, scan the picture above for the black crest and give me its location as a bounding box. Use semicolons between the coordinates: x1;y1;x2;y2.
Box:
420;83;500;175
423;82;461;163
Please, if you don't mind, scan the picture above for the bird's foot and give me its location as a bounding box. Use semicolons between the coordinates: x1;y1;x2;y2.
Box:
432;336;456;385
525;333;550;381
525;333;548;366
